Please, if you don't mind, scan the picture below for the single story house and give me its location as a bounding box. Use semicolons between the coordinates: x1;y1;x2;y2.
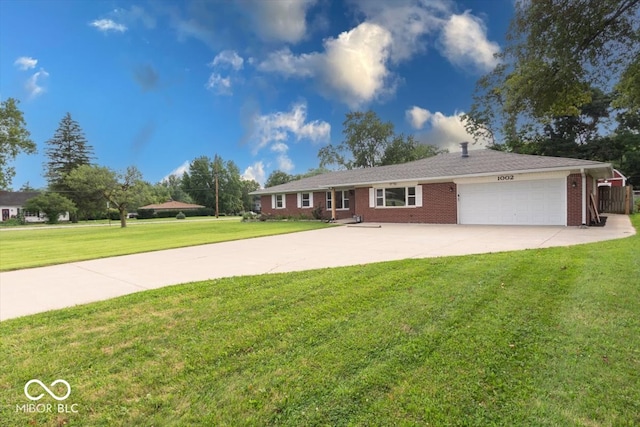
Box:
0;191;70;223
251;143;613;226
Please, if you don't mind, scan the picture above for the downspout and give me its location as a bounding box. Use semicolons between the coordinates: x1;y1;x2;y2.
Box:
581;168;587;228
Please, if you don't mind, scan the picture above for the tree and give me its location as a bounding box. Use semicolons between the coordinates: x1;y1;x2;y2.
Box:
181;155;248;214
318;111;438;169
44;113;95;220
380;135;444;165
158;175;193;203
319;111;394;169
66;165;143;227
264;170;294;188
240;179;260;212
0;98;36;189
464;0;640;146
24;192;76;224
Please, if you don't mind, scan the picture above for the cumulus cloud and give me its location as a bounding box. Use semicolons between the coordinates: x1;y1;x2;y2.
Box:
259;22;393;108
90;18;127;33
406;106;432;130
163;160;190;181
251;102;330;154
277;154;295;172
205;73;232;95
242;161;266;185
439;11;500;72
25;69;49;99
349;0;448;63
211;50;244;70
243;0;317;43
14;56;38;70
406;107;489;152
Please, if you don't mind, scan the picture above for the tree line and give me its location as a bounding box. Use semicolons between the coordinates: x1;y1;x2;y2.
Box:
0;105;259;227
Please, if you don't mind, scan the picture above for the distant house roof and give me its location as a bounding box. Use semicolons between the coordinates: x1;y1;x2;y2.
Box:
138;200;205;210
251;149;613;195
0;191;41;206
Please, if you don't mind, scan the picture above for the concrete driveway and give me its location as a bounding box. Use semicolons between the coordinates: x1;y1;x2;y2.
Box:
0;214;634;321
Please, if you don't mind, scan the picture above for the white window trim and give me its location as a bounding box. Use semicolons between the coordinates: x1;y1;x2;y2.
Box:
271;194;286;209
327;190;350;211
297;192;314;209
369;185;422;208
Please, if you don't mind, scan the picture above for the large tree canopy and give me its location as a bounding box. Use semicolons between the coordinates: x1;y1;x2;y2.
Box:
464;0;640;145
66;165;143;227
0;98;36;189
319;111;442;169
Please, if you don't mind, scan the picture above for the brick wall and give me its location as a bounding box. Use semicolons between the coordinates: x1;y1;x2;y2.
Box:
259;191;355;220
566;173;593;226
353;183;458;224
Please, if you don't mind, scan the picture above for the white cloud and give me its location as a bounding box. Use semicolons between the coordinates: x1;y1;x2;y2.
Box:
211;50;244;70
251;102;330;153
25;69;49;99
259;22;393;108
406;106;432;130
409;107;490;152
163;160;190;181
205;73;232;95
243;0;317;43
277;154;294;172
90;18;127;33
113;5;156;29
350;0;448;63
14;56;37;70
242;161;266;185
439;11;500;72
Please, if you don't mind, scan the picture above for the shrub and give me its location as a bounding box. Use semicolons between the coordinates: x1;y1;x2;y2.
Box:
312;205;326;221
176;211;186;220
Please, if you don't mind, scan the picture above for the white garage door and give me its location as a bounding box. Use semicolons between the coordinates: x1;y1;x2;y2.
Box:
458;179;566;225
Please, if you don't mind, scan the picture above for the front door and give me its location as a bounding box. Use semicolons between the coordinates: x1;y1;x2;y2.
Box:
2;209;10;221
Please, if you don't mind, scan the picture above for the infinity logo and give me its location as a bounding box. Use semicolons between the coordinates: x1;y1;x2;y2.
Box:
24;379;71;401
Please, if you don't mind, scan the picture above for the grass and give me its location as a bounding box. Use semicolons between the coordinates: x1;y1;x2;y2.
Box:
0;216;639;426
0;219;330;271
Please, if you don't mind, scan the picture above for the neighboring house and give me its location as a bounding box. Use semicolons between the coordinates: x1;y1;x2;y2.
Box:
137;200;205;213
251;143;614;227
597;169;626;187
0;191;70;223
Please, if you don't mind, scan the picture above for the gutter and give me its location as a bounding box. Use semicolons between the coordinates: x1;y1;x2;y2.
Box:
250;163;613;195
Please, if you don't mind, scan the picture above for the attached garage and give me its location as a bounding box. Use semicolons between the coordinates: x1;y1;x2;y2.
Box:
458;177;566;225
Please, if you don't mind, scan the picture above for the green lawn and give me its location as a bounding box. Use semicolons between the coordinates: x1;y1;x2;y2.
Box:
0;219;330;271
1;216;638;426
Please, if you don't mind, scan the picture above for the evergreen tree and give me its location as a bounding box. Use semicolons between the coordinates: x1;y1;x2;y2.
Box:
44;113;94;220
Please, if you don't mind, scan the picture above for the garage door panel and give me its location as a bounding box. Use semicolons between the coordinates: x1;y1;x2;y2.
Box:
458;179;566;225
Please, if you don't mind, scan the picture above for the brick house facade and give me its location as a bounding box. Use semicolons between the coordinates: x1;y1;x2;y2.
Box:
253;147;613;227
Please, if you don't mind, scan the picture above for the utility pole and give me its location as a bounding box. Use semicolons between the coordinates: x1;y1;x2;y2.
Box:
215;159;219;218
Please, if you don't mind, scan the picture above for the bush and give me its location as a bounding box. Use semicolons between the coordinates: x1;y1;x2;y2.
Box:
312;205;327;220
176;211;186;220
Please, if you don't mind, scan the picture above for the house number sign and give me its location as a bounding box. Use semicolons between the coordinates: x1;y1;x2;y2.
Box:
497;175;514;181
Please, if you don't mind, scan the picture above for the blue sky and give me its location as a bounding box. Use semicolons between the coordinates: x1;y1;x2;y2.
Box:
1;0;512;189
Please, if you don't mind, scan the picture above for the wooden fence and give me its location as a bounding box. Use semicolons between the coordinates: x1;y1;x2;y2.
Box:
598;186;634;214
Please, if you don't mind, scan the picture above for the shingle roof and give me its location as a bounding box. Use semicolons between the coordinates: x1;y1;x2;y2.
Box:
251;149;612;195
0;191;41;206
138;200;205;210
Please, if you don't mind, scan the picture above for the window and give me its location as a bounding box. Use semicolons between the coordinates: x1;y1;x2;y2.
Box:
326;190;349;210
372;186;421;207
272;194;286;209
297;192;313;208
